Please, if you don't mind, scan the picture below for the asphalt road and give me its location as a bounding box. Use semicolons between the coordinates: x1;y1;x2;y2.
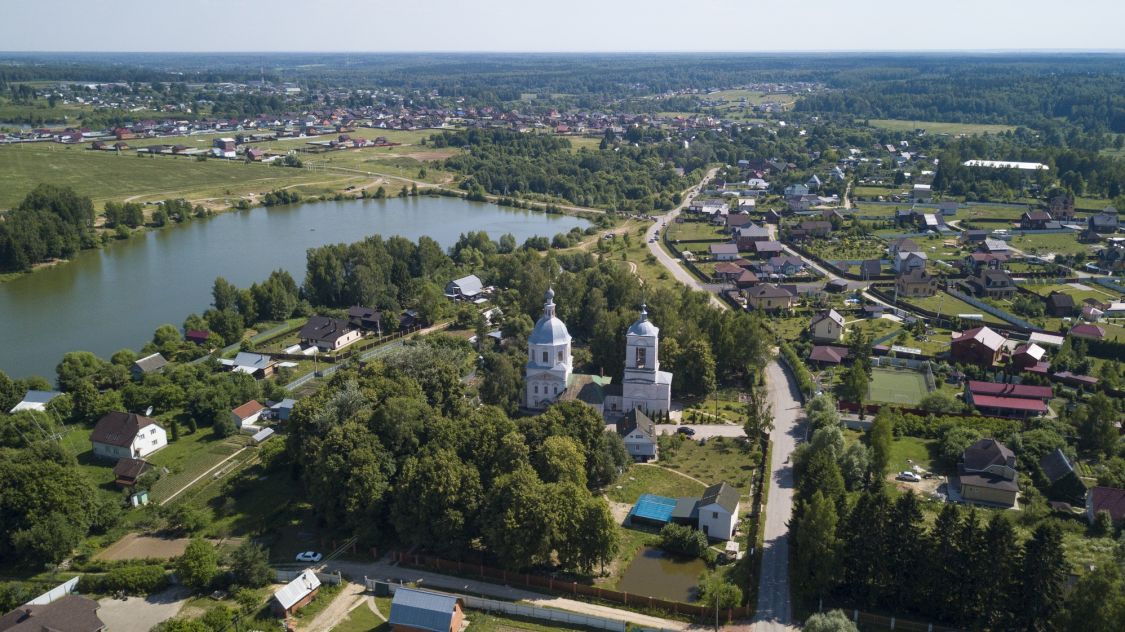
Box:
647;168;728;310
752;359;804;632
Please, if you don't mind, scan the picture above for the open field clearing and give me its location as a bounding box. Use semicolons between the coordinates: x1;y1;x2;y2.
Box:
867;119;1017;135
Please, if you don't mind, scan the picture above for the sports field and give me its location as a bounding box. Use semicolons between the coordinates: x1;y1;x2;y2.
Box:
867;367;930;406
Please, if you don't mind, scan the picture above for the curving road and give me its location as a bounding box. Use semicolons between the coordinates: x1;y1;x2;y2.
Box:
647;168;728;310
752;359;804;632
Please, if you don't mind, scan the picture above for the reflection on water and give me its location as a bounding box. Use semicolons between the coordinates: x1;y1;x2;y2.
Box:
617;546;707;602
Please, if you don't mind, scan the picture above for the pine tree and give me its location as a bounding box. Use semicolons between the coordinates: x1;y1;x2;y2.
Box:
1015;523;1067;632
953;509;985;626
923;504;962;621
840;490;891;608
794;491;840;602
883;492;924;613
979;513;1020;631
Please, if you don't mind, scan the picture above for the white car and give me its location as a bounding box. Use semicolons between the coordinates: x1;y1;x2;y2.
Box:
895;471;922;483
295;551;323;563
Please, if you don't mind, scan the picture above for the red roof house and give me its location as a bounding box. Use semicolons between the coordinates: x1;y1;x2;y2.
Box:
1086;487;1125;526
950;326;1005;368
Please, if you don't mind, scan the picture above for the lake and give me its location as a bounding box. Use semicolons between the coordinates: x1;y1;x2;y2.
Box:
616;546;707;602
0;196;589;379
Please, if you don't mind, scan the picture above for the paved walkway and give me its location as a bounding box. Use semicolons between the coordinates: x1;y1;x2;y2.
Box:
751;360;804;632
326;560;699;630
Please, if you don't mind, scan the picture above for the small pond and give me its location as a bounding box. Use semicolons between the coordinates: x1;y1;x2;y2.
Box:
616;546;707;602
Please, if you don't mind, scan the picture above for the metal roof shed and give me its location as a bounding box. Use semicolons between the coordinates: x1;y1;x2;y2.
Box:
389;587;462;632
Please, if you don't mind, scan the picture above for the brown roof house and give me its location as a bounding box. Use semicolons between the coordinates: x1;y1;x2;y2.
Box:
965;269;1016;300
950;326;1005;368
91;412;167;461
0;596;105;632
299;316;362;352
112;457;152;489
1044;291;1076;317
745;284;795;312
809;310;845;342
272;570;321;617
1086;487;1125;527
895;268;938;298
957;438;1019;508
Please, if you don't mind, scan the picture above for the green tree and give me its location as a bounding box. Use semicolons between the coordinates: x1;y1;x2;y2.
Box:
1015;523;1068;632
804;610;859;632
868;408;893;483
56;351;107;392
175;539;219;591
536;436;587;487
481;465;551;569
392;448;483;556
1077;393;1119;457
678;338;717;396
229;542;273;588
1057;563;1125;632
211;277;240;311
794;491;840;601
478;352;521;415
697;571;742;626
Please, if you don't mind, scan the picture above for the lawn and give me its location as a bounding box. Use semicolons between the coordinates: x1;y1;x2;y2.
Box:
332;603;385;632
867;367;930;406
1008;232;1091;257
888;436;939;475
657;435;757;497
0;144;367;209
706;89;797;107
606;463;707;504
907;292;1008;325
60;426;127;504
667;220;727;242
1022;282;1122;303
146;430;247;503
866;119;1016;136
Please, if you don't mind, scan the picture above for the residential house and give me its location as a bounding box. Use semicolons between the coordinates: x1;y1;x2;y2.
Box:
388;587;465;632
938;200;959;216
912;183;933;203
950;326;1005;367
745;284;795;312
751;240;784;258
1049;194;1077;222
808;345;850;366
130;353;167;380
211;137;236;158
245;148;265;161
962;252;1008;273
797;220;832;238
710;243;739;261
444;274;484;300
1086;487;1125;527
617;408;658;462
783;183;809;198
185;329;211;345
1020;210;1053;230
809;310;846;342
860;259;883;280
697;482;740;540
1044;292;1076;317
0;596;105;632
887;237;921;257
112;458;152;489
231;400;266;429
1095;243;1125;273
1039;448;1086;505
1088;207;1119;234
787;194;819;212
347;305;383;331
964;269;1015;300
1069;323;1105;340
961;229;989;244
895;268;938;298
8;389;62;413
957;439;1020;508
223;352;276;378
299;316;362;351
90;412;167;461
1011;343;1048;372
725;214;755;231
964;380;1049;418
765;255;807;277
1053;370;1100;389
806;175;822;191
981;238;1011;255
734;224;770;250
271;570;320;617
270;398;297;422
893;250;928;273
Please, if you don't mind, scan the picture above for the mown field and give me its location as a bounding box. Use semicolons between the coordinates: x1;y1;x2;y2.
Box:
866;119;1017;136
0;144;366;209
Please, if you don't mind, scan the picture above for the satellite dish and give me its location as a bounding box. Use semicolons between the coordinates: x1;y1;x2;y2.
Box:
145;406;154;416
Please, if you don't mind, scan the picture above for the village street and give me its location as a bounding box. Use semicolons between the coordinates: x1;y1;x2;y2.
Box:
647;168;728;310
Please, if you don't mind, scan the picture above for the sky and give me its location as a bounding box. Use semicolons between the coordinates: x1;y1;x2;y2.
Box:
4;0;1125;53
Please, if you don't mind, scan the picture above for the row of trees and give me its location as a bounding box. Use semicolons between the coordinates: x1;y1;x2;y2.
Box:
0;185;96;272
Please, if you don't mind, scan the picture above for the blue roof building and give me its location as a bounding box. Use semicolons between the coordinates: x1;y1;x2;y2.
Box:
388;587;464;632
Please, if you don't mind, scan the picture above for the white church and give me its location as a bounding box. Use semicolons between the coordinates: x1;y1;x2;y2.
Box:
524;288;672;417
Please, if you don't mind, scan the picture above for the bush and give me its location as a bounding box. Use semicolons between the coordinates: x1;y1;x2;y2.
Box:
659;523;709;558
780;341;815;397
81;564;168;595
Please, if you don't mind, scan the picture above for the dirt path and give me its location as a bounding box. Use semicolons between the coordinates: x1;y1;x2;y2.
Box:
159;447;247;506
298;582;367;632
634;462;710;487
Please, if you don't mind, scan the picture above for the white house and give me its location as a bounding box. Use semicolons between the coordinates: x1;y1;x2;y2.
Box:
298;316;362;352
697;482;740;541
893;251;928;273
90;412;167;460
445;274;484;300
616;408;658;462
525;288;573;409
809;309;846;342
231;400;266;429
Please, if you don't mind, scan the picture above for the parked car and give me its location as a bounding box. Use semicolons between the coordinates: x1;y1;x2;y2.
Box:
295;551;323;563
895;471;921;483
676;426;696;437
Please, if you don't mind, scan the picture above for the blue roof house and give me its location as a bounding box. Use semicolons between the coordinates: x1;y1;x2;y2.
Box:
388;587;464;632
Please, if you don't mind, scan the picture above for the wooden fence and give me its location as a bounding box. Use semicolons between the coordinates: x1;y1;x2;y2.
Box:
389;552;754;622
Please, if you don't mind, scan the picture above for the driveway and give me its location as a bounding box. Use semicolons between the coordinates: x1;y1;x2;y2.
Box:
752;360;804;632
655;424;746;438
98;586;191;632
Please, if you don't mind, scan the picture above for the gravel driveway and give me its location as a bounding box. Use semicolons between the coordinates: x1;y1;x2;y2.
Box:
98;586;191;632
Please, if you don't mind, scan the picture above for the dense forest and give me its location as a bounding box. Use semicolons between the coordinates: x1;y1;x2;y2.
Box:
0;185;96;272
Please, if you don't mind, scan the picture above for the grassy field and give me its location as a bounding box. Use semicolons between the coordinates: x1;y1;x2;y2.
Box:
0;143;368;209
607;463;707;504
867;119;1017;136
1008;232;1092;257
907;292;1008;325
1022;282;1122;303
707;89;797;107
867;367;930;406
658;435;757;497
667;220;727;242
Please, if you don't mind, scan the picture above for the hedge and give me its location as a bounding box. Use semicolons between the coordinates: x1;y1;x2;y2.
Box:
779;341;815;398
80;564;169;596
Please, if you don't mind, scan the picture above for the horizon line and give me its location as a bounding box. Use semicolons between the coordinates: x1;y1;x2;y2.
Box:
3;49;1125;55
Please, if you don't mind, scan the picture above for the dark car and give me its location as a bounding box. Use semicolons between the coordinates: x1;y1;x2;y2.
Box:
676;426;696;437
